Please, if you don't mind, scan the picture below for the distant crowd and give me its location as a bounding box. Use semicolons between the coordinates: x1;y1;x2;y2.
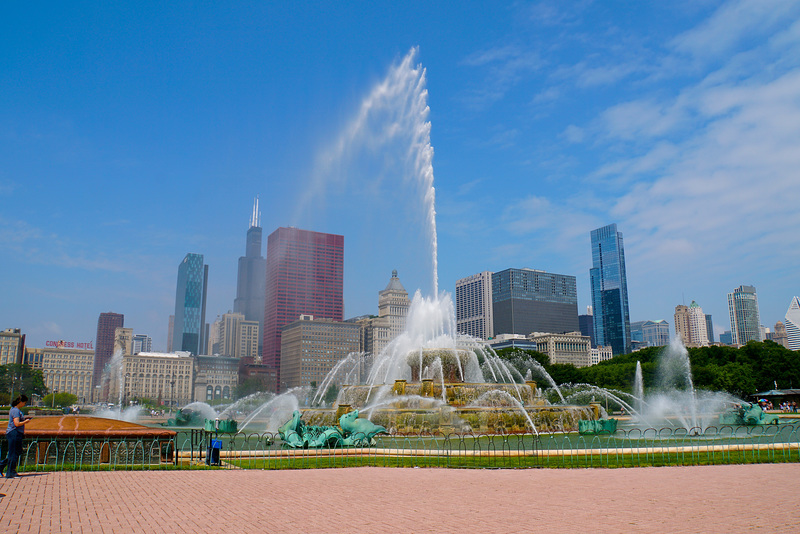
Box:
758;400;798;412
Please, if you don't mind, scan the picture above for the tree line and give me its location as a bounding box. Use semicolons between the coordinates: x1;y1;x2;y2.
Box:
495;340;800;399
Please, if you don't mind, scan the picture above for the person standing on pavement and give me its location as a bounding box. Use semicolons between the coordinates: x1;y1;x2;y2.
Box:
1;394;33;479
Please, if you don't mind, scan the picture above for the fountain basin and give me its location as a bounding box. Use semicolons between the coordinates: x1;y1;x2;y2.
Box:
6;415;177;465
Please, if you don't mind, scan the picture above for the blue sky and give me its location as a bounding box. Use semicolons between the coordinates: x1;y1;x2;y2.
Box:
2;1;800;350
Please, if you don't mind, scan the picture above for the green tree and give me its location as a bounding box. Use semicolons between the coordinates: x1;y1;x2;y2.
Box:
42;392;78;408
0;364;48;405
235;376;272;399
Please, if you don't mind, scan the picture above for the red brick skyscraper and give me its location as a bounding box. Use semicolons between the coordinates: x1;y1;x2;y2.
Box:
263;227;344;390
93;312;124;387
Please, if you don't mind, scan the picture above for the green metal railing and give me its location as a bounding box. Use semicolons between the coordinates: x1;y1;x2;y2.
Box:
9;423;800;471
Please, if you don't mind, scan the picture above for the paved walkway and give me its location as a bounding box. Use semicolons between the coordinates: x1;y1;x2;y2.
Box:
1;464;798;533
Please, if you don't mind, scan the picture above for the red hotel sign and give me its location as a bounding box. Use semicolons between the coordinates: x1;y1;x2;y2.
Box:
46;340;94;350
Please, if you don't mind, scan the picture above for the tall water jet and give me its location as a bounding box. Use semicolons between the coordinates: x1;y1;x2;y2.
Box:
633;361;644;415
297;46;439;296
629;337;739;433
276;49;598;437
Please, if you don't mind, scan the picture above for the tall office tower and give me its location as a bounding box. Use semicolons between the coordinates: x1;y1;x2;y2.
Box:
131;334;152;355
688;301;709;346
172;253;209;355
263;227;344;389
208;316;221;354
238;319;260;360
234;198;267;355
456;271;494;340
727;285;762;345
378;270;410;341
674;305;691;345
578;314;595;347
705;314;715;343
785;296;800;351
589;224;631;355
492;268;579;336
167;315;174;352
94;312;124;387
215;311;245;357
675;302;709;346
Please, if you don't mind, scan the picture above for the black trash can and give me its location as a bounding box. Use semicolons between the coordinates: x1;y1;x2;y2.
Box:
206;439;222;466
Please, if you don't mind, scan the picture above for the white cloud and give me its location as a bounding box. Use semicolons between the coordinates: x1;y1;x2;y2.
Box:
460;45;545;108
669;0;800;63
0;217;42;244
599;99;685;141
607;68;800;279
562;125;584;143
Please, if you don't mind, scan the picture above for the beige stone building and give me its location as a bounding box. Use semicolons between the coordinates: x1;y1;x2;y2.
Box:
114;327;134;357
25;347;95;403
378;270;409;342
238;320;259;360
674;305;691;345
773;321;789;349
674;302;709;347
350;315;390;360
280;315;361;390
114;351;194;407
194;355;239;402
590;346;614;366
211;312;259;360
0;328;25;366
530;332;591;367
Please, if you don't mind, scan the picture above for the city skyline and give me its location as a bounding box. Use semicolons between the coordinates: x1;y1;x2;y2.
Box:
2;2;800;350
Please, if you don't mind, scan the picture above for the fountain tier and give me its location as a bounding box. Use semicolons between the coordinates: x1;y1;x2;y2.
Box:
302;348;595;435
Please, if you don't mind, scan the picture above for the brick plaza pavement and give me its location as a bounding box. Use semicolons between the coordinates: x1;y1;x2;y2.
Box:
1;464;798;533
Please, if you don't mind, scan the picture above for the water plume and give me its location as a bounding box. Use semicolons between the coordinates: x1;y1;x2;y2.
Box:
296;46;439;296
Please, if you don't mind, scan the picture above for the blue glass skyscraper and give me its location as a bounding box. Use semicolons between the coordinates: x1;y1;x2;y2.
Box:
589;224;631;355
173;253;208;355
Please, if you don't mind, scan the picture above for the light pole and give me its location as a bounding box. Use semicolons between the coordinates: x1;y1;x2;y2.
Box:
170;374;176;412
9;375;16;405
52;389;57;409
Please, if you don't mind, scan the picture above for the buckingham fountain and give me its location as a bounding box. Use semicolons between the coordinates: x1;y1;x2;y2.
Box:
271;291;596;438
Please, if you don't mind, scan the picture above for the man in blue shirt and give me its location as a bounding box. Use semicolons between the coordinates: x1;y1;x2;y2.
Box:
1;394;33;479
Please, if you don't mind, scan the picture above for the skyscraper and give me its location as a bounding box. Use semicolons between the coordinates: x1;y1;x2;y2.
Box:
456;271;494;340
675;301;709;346
578;313;594;347
674;305;690;345
94;312;124;387
784;296;800;351
234;198;267;357
705;314;715;343
215;312;246;357
263;227;344;389
727;285;762;345
167;315;174;352
491;268;579;336
590;224;631;355
172;253;208;355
